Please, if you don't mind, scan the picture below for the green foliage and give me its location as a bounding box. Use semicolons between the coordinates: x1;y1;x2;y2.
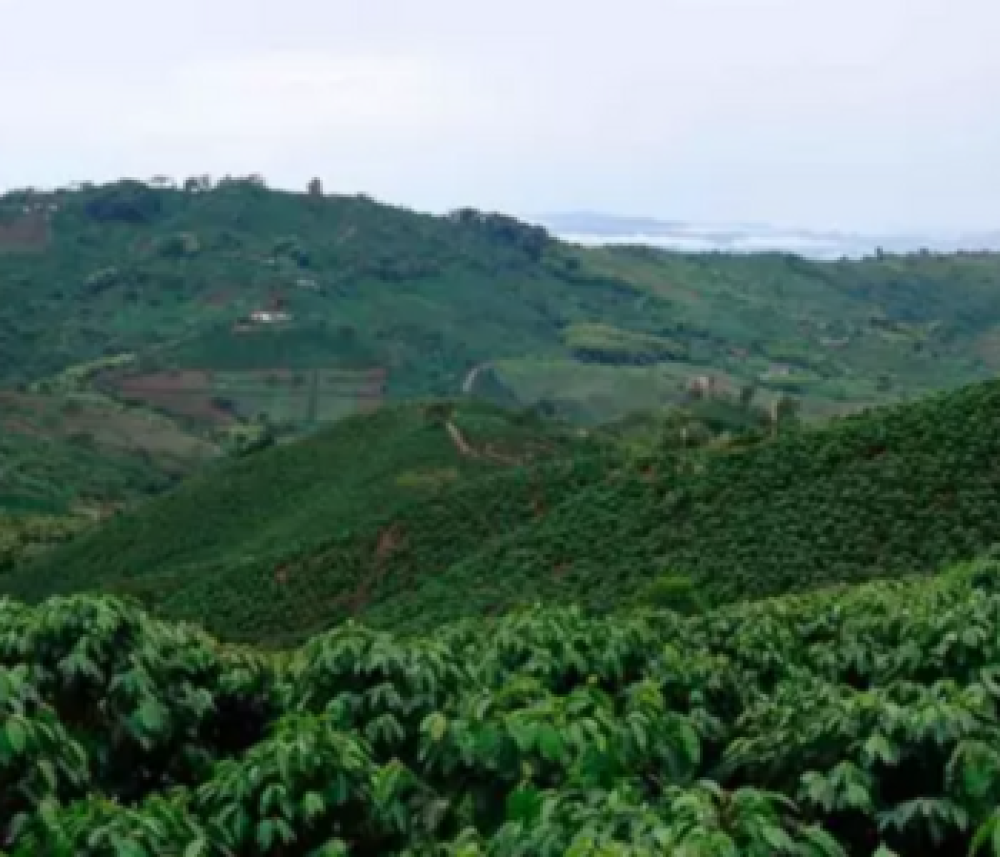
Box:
378;379;1000;631
6;564;1000;853
17;379;1000;643
0;515;86;572
563;323;687;365
638;572;704;614
6;401;606;644
0;427;184;517
3;181;1000;424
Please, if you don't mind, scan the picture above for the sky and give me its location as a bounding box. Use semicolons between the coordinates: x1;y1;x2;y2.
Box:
1;0;997;233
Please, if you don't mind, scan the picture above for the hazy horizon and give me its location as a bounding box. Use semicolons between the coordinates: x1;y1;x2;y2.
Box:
2;0;997;234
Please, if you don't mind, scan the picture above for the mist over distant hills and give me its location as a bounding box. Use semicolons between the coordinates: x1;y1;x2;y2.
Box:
536;211;1000;260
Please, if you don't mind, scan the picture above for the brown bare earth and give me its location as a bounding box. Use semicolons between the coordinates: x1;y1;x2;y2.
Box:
106;367;386;425
0;393;218;463
113;372;232;424
0;211;50;252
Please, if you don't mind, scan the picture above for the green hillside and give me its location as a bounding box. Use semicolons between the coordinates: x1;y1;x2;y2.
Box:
3;400;607;644
11;380;1000;645
5;560;1000;855
382;379;1000;631
0;391;218;566
3;180;1000;427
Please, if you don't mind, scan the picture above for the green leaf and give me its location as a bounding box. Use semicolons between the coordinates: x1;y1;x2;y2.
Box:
136;698;168;735
426;712;448;742
5;718;26;755
506;786;543;824
759;824;796;853
257;819;275;851
184;840;208;857
537;725;565;763
114;840;149;857
38;759;58;791
303;791;326;821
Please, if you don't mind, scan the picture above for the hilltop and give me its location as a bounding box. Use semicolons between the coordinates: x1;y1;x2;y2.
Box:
3;179;1000;431
11;379;1000;643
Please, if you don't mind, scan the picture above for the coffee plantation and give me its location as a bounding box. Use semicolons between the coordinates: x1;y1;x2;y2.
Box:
5;558;1000;855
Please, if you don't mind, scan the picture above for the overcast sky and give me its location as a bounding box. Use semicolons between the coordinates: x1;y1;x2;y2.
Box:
1;0;997;232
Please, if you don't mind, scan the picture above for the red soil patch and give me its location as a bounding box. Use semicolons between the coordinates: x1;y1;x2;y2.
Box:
0;211;49;252
112;372;232;423
1;417;42;437
532;494;546;520
117;371;213;392
375;524;406;563
0;393;47;414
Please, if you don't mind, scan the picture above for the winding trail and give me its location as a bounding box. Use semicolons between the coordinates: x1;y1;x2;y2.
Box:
444;419;522;466
462;363;491;395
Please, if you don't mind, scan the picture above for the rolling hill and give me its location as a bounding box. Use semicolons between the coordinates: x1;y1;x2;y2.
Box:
0;390;219;566
10;380;1000;644
378;379;1000;631
1;400;611;644
3;179;1000;430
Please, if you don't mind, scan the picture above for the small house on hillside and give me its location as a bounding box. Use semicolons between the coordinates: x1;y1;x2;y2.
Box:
250;310;292;324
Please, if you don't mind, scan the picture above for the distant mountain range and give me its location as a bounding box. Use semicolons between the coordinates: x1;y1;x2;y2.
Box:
535;211;1000;260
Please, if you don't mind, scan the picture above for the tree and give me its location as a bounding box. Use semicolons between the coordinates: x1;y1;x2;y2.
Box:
771;394;801;433
84;182;162;224
183;175;213;193
423;401;455;426
308;178;324;197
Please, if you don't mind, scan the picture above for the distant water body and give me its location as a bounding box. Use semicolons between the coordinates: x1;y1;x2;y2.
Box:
543;219;1000;261
556;231;859;260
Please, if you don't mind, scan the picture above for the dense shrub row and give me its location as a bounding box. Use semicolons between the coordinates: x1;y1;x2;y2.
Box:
4;560;1000;854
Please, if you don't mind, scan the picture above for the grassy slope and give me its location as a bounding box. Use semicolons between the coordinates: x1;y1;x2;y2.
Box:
4;401;609;644
14;380;1000;644
0;391;219;566
378;379;1000;631
0;393;216;513
0;182;667;402
3;182;1000;425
